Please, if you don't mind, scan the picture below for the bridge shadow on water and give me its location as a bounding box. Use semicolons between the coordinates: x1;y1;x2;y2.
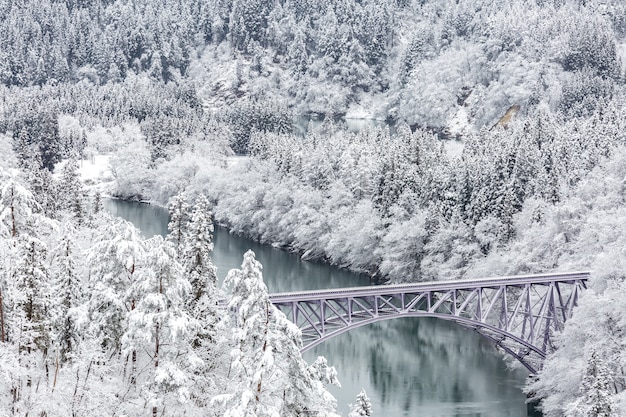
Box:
304;316;543;417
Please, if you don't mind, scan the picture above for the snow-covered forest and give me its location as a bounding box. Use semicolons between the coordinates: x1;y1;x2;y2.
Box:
0;160;342;415
1;0;626;415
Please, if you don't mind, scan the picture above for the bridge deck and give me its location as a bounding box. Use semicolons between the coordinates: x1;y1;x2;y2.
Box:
269;271;591;302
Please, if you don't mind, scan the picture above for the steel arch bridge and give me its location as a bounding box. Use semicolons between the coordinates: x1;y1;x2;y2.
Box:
269;271;589;374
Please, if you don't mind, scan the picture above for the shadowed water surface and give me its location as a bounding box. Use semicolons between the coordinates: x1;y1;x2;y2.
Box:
104;199;541;417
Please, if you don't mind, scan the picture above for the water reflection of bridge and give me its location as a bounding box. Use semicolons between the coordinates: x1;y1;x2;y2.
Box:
270;272;589;374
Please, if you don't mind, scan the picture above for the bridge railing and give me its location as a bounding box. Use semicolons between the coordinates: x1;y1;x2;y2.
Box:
269;271;591;302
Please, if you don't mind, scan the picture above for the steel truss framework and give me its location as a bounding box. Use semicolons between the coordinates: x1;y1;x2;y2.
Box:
270;271;589;374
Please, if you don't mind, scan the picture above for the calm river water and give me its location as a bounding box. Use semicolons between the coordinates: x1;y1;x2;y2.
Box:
103;199;540;417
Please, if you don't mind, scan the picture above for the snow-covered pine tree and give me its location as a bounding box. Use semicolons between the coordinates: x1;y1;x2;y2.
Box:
49;228;82;362
0;171;57;415
212;249;280;416
9;236;51;353
185;195;217;303
295;355;342;416
171;196;221;407
0;174;46;239
349;389;373;417
15;127;33;169
184;195;219;344
360;2;392;69
86;219;145;354
5;240;53;414
166;192;190;258
36;112;62;172
400;26;434;85
122;236;198;417
23;153;58;218
566;351;615;417
229;0;272;51
59;156;86;224
0;246;7;343
92;190;103;215
288;29;308;76
213;250;340;417
0;170;50;349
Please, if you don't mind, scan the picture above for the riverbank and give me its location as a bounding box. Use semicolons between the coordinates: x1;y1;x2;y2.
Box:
93;106;618;286
78;144;386;279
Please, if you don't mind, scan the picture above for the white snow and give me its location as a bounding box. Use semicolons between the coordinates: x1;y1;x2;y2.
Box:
345;91;389;122
618;42;626;72
447;107;472;138
345;96;375;120
78;154;113;184
58;115;82;139
224;155;250;168
54;154;114;191
443;140;465;160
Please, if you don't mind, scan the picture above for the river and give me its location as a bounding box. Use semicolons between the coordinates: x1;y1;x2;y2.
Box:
103;198;540;417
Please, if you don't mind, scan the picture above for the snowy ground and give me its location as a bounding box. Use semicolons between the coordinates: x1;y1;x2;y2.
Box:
223;155;247;167
443;140;465;160
345;92;388;121
78;154;113;184
56;154;114;194
447;107;472;138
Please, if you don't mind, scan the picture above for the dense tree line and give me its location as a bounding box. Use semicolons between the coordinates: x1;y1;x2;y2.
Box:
0;0;625;142
167;98;619;281
0;0;197;86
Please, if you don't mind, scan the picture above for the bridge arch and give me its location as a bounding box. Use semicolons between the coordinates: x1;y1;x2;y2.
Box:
300;312;546;373
270;271;589;374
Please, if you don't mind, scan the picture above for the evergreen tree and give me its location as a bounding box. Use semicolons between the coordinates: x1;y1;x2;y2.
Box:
184;195;219;359
401;27;434;84
0;171;49;349
566;351;615;417
50;229;82;362
288;29;309;76
15;127;33;170
92;191;103;216
213;250;340;417
166;192;190;258
360;2;392;70
317;8;347;61
349;389;372;417
229;0;272;51
0;175;46;239
23;153;59;218
185;195;217;304
122;236;198;417
174;198;221;408
86;219;145;353
213;250;280;416
9;237;51;353
35;113;62;171
59;156;86;224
